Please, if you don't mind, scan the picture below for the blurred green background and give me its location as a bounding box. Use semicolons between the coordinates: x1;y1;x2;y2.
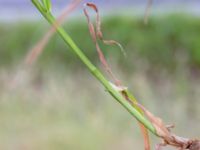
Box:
1;14;200;150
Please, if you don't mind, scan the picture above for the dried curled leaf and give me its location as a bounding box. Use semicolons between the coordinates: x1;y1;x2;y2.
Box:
88;3;126;56
134;102;200;150
84;4;151;149
188;140;200;150
139;123;151;150
83;2;122;86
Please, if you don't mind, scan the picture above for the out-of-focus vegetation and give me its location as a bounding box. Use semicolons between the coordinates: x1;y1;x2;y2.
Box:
1;15;200;73
0;14;200;150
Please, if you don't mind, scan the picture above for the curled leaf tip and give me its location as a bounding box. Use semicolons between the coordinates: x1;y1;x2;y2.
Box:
86;3;98;12
103;40;127;57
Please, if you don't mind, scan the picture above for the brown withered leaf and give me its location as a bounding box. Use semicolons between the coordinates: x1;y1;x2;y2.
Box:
84;3;151;149
135;102;200;150
83;3;122;86
139;123;151;150
188;140;200;150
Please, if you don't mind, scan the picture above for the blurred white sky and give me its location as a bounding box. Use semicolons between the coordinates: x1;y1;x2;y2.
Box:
0;0;199;21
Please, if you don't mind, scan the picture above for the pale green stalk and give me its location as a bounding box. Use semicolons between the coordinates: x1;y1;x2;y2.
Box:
31;0;157;136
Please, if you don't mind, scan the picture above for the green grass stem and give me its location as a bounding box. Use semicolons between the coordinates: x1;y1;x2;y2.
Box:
31;0;157;136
